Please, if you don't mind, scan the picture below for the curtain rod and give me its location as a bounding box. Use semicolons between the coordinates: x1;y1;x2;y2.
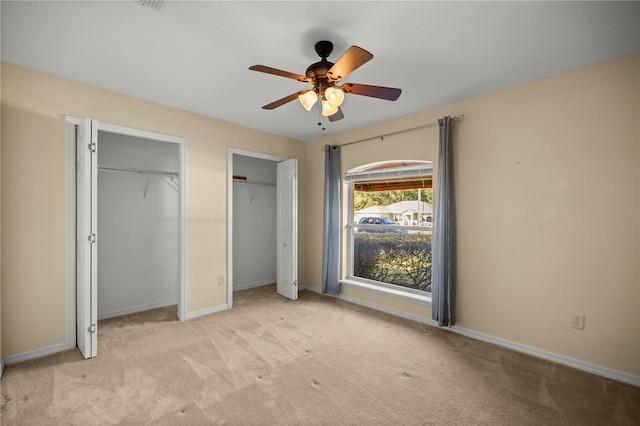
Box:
321;114;464;151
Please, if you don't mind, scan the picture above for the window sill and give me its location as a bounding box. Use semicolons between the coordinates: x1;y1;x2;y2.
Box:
340;279;432;306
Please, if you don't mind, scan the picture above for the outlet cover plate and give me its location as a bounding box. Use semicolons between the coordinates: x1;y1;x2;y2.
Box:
572;314;585;330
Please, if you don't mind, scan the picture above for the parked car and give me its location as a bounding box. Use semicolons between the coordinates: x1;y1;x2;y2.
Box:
357;217;407;233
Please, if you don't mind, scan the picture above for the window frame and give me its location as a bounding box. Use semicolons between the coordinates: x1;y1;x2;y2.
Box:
344;162;434;300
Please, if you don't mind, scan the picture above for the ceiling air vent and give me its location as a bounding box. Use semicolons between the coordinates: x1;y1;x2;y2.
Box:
137;0;164;10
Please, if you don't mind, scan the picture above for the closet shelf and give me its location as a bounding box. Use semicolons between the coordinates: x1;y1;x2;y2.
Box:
98;163;179;179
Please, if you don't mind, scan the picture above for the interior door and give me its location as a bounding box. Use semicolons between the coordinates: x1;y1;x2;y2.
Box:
76;118;98;358
276;159;298;300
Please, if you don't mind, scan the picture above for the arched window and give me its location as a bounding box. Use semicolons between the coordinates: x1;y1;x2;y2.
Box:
346;160;433;293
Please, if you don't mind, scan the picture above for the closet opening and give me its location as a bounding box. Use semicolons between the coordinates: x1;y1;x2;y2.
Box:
227;148;298;308
97;131;180;321
66;117;186;359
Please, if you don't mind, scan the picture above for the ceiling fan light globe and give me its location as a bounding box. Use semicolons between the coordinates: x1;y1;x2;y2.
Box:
321;100;339;117
298;91;318;111
324;86;345;108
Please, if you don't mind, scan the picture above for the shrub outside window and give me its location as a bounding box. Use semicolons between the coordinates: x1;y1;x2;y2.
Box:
346;161;433;293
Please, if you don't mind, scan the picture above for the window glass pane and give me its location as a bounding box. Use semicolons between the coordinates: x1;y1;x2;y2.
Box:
353;189;433;226
353;229;432;292
351;186;433;293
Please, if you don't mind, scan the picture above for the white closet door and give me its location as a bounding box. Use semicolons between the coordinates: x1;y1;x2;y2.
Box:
276;159;298;300
76;118;98;358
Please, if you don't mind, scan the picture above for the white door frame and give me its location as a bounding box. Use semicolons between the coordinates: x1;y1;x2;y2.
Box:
227;148;289;309
65;116;187;351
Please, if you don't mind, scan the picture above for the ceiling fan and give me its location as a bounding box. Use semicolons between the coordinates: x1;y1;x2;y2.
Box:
249;41;401;123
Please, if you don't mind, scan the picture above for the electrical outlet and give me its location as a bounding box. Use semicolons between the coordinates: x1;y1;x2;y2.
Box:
219;276;225;286
571;314;585;330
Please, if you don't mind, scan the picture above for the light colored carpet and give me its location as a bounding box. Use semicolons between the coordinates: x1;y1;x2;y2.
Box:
1;285;639;425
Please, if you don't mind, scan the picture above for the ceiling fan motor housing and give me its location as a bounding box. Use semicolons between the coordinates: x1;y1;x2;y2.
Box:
306;41;338;96
306;59;335;95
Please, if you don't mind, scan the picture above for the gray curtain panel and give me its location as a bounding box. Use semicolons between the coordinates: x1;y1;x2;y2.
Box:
432;116;456;327
322;145;341;295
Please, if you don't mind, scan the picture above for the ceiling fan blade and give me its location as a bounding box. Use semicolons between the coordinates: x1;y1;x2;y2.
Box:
341;83;402;101
327;46;373;81
328;107;344;122
249;65;310;82
262;91;305;110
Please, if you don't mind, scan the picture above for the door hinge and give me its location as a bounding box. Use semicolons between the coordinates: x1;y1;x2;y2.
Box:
88;142;96;152
88;324;96;334
294;280;298;286
88;233;96;243
294;172;298;179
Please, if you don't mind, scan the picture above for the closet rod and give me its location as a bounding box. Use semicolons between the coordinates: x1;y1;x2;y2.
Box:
98;163;179;178
233;178;276;187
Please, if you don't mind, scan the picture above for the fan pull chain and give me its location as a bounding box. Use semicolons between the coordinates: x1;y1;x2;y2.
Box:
317;107;326;131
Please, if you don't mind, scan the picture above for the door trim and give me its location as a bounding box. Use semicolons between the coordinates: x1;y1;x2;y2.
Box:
227;148;287;309
65;116;187;351
65;116;81;349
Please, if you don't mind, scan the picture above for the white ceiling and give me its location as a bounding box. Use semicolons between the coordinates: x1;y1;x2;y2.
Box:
2;1;639;142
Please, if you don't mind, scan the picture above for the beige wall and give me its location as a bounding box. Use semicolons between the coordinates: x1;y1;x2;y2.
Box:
303;53;640;376
2;53;638;378
0;62;305;357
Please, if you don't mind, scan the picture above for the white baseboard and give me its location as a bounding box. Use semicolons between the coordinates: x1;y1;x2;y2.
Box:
4;303;228;366
184;303;228;320
98;299;179;320
299;285;640;387
4;303;227;366
4;342;68;366
233;280;275;292
450;326;640;387
300;284;322;294
302;284;439;325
